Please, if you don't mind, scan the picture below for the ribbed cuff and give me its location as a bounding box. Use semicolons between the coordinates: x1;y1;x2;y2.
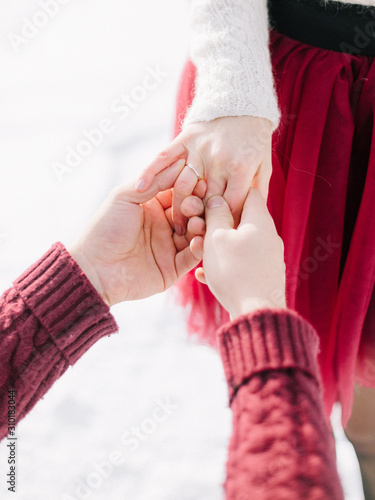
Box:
217;309;321;402
13;242;118;365
182;101;281;133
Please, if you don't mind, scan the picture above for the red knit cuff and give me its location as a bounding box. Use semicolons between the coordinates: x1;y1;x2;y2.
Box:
13;242;118;365
217;309;321;402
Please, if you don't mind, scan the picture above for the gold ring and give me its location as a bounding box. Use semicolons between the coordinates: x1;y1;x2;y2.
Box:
186;163;202;180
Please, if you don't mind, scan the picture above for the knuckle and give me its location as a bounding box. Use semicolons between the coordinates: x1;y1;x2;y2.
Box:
225;159;246;177
197;137;210;152
237;141;258;162
210;147;230;166
109;185;124;201
211;228;227;245
157;149;169;160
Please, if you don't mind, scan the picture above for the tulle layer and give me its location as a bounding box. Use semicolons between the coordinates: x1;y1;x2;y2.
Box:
173;31;375;426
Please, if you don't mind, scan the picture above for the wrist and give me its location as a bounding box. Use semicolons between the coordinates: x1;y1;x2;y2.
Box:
229;293;287;321
68;244;110;306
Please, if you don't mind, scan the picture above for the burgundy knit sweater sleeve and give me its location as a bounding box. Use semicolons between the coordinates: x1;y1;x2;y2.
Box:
217;310;344;500
0;242;118;440
0;243;345;498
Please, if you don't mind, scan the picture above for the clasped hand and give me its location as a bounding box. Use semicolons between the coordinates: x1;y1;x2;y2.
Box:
70;155;286;320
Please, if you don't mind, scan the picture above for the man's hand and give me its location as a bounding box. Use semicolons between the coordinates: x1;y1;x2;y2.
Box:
69;160;205;306
194;188;286;319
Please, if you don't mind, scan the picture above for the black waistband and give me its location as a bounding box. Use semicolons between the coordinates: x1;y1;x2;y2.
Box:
268;0;375;56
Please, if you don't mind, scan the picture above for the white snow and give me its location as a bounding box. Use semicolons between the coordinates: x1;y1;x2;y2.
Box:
0;1;364;498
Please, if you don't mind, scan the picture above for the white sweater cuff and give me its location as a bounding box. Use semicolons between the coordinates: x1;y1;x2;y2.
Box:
183;0;280;131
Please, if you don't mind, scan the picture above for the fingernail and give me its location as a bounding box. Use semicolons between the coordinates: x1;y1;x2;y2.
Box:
135;179;145;191
175;225;183;235
207;196;224;209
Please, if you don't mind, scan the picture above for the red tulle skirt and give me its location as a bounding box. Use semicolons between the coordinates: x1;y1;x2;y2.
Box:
173;30;375;426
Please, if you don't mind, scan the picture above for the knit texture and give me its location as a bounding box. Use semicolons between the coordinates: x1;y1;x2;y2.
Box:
0;243;118;439
218;309;344;500
0;248;344;497
218;309;321;402
182;0;375;132
182;0;280;131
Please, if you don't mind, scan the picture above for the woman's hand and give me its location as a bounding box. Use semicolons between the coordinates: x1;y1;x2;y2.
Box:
193;188;286;320
135;115;273;233
69;160;205;306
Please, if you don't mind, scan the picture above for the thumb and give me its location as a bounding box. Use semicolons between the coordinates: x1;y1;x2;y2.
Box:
205;195;234;237
121;159;186;205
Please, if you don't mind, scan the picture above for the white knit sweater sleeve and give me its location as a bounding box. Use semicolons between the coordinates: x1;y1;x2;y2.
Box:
182;0;280;131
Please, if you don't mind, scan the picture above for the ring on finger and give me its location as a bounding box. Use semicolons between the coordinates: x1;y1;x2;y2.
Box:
186;163;202;181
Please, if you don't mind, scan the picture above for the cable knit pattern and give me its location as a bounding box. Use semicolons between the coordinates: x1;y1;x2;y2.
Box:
182;0;280;131
218;309;321;402
0;248;345;496
218;310;344;499
0;243;118;439
183;0;375;132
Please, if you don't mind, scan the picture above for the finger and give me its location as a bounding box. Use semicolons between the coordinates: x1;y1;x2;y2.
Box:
156;189;173;210
195;267;207;285
205;195;234;237
239;187;276;232
181;195;205;218
204;171;227;201
190;236;204;261
193;179;207;199
173;232;189;252
172;163;203;234
165;207;173;229
223;165;256;211
175;245;201;280
187;216;205;238
135;140;187;192
251;156;272;202
223;161;260;226
223;181;248;228
116;159;186;206
185;216;205;244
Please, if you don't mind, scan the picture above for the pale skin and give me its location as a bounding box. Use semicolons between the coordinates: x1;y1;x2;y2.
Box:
136;112;375;497
135;116;273;232
69;159;207;306
69;161;286;318
71;107;374;497
192;189;286;318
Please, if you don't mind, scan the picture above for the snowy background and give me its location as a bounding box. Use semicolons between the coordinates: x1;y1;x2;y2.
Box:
0;1;364;499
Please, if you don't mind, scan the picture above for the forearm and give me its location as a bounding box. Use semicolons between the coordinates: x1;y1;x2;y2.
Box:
184;0;280;130
218;310;344;499
0;243;118;440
